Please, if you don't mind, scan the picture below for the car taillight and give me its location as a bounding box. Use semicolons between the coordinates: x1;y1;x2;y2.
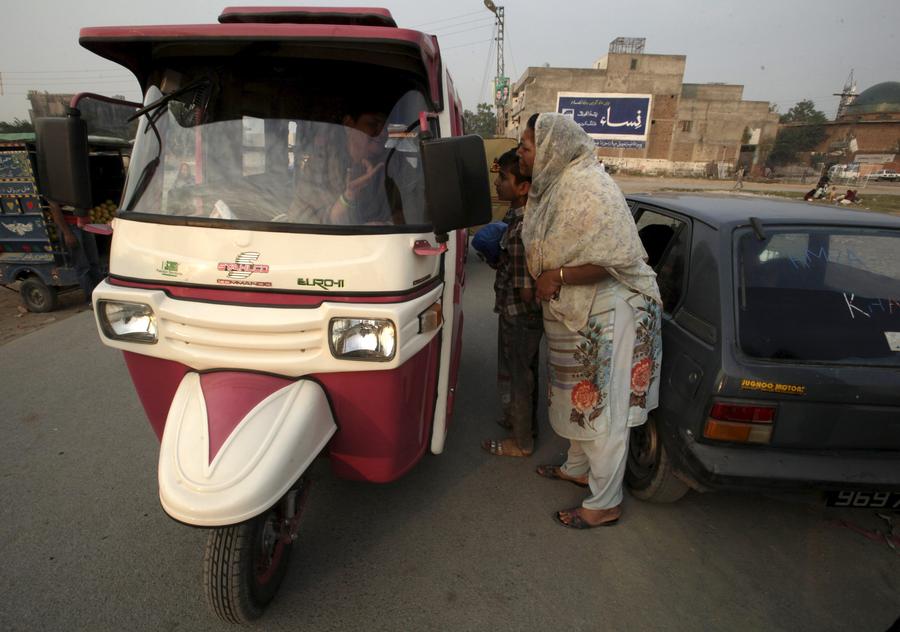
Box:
703;402;776;444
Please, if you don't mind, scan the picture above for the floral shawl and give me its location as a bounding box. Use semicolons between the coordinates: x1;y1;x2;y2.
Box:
521;113;661;332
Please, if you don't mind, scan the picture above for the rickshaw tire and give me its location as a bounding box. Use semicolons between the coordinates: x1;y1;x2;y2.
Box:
625;414;690;504
20;277;58;313
203;510;292;624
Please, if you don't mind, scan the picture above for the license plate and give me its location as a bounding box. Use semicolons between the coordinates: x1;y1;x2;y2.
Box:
825;490;900;509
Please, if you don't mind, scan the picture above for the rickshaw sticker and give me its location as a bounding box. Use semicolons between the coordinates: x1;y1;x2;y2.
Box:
157;260;182;277
740;379;806;396
217;252;270;279
216;278;272;287
885;332;900;352
297;277;345;290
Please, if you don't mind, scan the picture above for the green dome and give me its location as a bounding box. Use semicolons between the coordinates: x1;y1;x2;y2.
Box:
847;81;900;115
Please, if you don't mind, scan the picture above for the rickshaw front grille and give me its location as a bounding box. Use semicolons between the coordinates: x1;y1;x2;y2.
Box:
162;320;324;358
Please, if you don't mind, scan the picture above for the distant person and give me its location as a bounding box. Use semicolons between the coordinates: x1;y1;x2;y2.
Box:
598;159;606;174
517;113;662;529
731;166;745;191
173;162;194;188
481;148;542;458
48;200;102;306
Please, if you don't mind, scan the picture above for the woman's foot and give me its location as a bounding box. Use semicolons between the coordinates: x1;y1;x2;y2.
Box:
535;464;588;488
481;437;533;457
554;505;621;529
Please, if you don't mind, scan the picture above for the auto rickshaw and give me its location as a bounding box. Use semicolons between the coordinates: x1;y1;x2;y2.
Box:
37;6;490;623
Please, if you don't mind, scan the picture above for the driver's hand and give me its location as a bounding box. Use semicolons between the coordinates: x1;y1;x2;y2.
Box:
345;159;385;201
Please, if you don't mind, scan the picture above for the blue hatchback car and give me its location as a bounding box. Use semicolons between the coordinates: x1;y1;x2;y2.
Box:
624;193;900;507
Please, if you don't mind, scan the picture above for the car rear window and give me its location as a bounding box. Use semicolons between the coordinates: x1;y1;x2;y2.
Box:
736;226;900;366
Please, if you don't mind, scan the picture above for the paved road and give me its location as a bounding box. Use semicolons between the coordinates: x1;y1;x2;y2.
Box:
1;259;898;632
613;174;900;197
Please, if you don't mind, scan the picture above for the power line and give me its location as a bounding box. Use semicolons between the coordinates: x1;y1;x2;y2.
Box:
429;16;495;34
433;23;495;39
479;25;497;105
442;37;494;51
410;9;485;28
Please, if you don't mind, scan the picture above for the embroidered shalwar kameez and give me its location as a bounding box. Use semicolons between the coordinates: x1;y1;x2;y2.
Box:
521;113;663;510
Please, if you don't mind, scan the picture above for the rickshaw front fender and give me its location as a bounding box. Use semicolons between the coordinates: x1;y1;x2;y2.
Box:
158;372;335;527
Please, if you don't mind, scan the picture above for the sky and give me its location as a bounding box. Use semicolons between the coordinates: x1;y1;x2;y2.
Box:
2;0;898;123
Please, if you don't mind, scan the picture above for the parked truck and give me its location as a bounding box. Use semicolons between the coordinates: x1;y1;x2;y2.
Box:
0;130;129;311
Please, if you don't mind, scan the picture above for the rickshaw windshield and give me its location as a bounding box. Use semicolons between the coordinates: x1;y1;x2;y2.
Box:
122;76;430;230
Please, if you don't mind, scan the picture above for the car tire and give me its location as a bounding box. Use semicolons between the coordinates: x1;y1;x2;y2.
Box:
626;413;690;503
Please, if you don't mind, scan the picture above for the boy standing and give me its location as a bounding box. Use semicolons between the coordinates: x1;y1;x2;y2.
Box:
482;149;543;457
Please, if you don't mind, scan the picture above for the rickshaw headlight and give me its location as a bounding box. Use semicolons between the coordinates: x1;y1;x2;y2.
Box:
329;318;396;361
97;300;158;344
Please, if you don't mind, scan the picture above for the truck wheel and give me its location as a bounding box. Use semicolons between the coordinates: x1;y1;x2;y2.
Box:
20;277;58;313
626;414;690;503
203;506;292;624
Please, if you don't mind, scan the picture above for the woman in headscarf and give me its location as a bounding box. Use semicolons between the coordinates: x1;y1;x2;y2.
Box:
517;113;662;529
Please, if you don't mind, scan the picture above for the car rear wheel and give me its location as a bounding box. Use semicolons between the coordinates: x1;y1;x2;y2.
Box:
626;413;690;503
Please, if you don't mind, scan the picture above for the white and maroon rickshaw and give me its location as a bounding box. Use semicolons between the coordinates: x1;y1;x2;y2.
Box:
36;6;490;623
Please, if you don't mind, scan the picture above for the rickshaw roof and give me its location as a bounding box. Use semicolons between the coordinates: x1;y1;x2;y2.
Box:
79;18;443;109
218;6;398;27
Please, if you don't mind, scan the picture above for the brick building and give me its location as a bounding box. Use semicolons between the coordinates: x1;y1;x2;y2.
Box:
814;81;900;174
499;38;779;176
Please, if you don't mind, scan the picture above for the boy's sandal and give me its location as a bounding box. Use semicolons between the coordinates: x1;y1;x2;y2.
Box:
535;464;589;488
553;507;620;530
481;438;532;458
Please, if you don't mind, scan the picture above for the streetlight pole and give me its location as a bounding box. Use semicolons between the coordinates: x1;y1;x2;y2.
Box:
484;0;505;136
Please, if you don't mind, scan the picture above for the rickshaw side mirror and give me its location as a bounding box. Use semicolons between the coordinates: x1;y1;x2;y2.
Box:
35;113;93;211
421;134;492;236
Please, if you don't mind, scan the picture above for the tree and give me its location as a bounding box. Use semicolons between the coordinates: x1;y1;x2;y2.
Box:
778;99;827;124
0;118;34;133
767;100;828;167
463;103;497;138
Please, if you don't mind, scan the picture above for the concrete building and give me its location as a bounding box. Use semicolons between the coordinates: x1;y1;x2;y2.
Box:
499;38;779;176
814;81;900;174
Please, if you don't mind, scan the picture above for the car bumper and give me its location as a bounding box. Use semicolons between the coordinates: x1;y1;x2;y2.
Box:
676;434;900;492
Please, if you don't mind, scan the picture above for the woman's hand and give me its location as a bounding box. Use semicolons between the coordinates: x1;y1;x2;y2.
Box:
535;268;563;302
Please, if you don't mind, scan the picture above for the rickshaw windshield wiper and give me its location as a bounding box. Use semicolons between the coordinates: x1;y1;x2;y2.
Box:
123;80;212;211
122;106;165;211
127;79;211;123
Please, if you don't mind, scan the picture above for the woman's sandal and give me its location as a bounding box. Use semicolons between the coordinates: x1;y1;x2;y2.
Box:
553;507;621;530
535;464;589;488
481;438;533;458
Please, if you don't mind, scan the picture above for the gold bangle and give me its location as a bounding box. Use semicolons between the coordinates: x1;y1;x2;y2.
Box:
559;267;565;285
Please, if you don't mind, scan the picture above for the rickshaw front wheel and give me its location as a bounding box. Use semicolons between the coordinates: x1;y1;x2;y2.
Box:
203;506;293;623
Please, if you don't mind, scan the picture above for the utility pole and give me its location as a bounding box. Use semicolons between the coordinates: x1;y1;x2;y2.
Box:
484;1;506;136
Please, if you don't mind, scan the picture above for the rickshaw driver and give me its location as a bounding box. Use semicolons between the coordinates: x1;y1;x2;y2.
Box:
289;107;401;226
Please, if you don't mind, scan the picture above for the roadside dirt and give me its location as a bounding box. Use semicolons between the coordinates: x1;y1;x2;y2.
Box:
0;282;90;346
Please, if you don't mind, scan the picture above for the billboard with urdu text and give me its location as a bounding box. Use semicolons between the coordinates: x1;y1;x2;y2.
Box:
556;92;652;149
